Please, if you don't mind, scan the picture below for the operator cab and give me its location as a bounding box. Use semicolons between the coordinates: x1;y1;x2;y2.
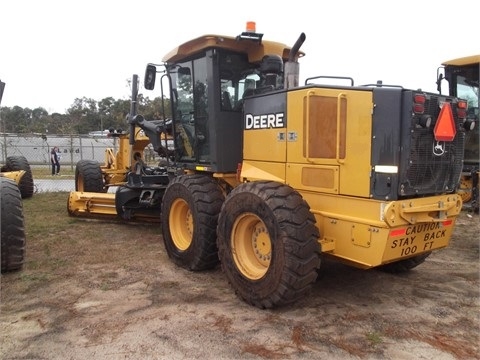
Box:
438;55;479;166
144;25;299;173
156;53;285;172
146;50;253;172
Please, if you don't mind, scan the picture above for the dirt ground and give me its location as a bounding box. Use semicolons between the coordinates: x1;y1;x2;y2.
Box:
1;200;479;360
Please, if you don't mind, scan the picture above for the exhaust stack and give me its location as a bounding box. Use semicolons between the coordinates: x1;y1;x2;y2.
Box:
284;33;306;89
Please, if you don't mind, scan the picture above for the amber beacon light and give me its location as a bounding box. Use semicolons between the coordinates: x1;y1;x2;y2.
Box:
246;21;256;33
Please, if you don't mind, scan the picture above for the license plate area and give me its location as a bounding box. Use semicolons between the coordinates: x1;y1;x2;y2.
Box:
383;219;454;261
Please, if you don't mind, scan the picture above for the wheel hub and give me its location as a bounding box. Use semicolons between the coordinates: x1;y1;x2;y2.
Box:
252;224;271;263
170;198;193;251
231;213;272;280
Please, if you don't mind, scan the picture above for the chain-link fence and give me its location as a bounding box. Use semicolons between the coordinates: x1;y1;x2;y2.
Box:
1;133;118;193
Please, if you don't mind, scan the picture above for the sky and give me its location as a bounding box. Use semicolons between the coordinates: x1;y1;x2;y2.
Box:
1;0;478;114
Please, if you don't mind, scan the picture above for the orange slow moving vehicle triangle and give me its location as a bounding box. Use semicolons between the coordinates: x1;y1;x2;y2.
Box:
433;102;456;142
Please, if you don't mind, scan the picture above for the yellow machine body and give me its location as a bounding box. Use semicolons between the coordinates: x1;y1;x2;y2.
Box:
99;130;161;187
241;86;462;269
0;170;25;185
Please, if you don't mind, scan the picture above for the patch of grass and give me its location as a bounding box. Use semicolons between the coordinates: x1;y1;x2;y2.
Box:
2;192;163;303
366;331;383;346
100;282;111;291
20;272;49;283
32;167;75;178
25;259;41;270
23;192;79;235
21;191;162;270
50;258;68;270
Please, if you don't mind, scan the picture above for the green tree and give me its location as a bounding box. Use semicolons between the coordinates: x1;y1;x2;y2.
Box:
30;107;49;133
66;97;100;134
1;94;171;135
107;98;130;132
138;95;172;120
0;106;30;133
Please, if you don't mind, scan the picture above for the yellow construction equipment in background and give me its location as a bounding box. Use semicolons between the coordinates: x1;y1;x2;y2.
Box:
437;55;479;213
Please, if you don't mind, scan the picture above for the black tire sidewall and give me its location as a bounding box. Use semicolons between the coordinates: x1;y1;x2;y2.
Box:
1;177;26;272
161;175;223;270
75;160;104;192
161;179;201;268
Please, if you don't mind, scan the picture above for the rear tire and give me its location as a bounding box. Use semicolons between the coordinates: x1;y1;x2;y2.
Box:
377;252;432;273
2;156;34;198
75;160;104;192
1;177;26;273
161;174;224;271
217;181;320;309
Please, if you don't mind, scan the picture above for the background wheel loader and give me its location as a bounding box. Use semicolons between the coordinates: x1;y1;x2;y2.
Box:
437;55;479;214
0;80;28;273
68;23;469;308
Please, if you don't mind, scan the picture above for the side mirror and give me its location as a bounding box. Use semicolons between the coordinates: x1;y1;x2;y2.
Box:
436;67;445;94
144;64;157;90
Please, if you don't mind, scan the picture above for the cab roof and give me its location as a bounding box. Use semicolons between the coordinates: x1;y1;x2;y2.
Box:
162;33;304;64
442;55;480;66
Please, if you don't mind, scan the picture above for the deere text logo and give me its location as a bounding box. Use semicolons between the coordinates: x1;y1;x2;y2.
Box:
245;113;285;129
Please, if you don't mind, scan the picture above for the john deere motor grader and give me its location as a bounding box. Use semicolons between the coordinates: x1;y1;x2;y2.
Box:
437;55;479;213
68;24;469;308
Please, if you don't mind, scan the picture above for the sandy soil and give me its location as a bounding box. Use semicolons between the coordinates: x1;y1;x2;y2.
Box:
1;209;479;360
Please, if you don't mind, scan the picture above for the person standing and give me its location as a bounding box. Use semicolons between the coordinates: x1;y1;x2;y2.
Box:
50;146;60;175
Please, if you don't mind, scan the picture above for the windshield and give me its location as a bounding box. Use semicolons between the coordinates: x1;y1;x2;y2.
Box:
444;62;479;164
457;73;479;164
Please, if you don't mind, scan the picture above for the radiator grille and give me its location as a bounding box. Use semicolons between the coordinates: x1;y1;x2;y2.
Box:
401;95;465;196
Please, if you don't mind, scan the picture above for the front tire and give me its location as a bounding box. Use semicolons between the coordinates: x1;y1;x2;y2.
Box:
161;174;224;271
1;177;26;273
75;160;104;192
217;181;320;309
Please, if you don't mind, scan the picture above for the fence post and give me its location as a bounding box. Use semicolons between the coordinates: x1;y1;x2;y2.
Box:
1;133;6;162
69;134;74;171
79;136;83;161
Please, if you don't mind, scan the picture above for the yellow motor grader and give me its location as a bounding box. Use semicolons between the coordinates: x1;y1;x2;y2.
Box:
437;55;479;213
68;23;469;308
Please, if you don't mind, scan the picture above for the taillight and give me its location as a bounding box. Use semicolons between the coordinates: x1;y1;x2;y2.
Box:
413;93;426;114
456;100;468;120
